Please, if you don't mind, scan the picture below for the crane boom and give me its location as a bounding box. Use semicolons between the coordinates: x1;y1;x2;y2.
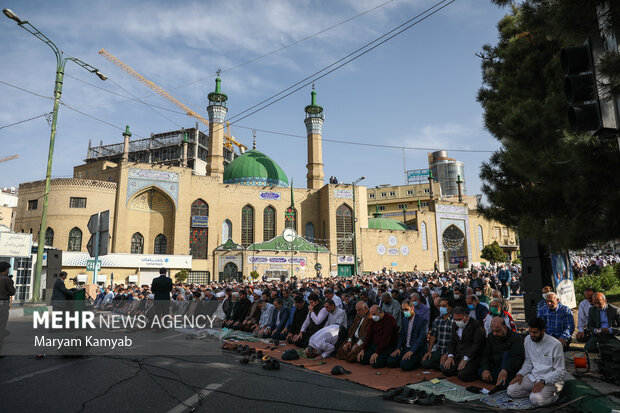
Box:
0;155;18;164
98;48;247;151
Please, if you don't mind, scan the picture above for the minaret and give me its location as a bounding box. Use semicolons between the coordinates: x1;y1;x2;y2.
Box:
428;171;435;200
206;76;228;180
181;131;189;167
456;174;464;203
122;125;131;162
304;85;325;189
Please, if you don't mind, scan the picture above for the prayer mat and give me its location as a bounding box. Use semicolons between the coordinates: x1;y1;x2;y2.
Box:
407;379;486;402
480;390;535;410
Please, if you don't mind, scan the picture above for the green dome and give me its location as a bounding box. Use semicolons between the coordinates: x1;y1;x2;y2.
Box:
223;149;289;188
368;217;409;231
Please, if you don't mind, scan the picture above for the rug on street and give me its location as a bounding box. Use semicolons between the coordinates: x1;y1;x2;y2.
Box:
222;338;491;393
479;390;535;409
406;379;486;402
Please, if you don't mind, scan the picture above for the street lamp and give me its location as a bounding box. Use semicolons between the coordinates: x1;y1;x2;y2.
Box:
352;176;365;276
3;8;107;301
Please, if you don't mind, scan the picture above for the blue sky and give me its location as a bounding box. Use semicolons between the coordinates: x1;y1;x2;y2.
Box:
0;0;507;196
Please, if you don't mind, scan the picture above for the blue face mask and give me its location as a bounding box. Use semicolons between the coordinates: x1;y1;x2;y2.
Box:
439;307;448;316
413;301;420;307
403;311;412;318
467;304;475;310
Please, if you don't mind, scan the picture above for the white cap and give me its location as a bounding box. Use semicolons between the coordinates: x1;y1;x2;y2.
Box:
215;291;225;298
253;289;262;296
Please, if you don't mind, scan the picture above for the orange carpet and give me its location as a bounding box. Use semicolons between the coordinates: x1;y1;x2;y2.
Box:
225;340;492;392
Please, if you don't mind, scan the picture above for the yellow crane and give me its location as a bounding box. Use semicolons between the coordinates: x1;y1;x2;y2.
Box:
98;48;247;152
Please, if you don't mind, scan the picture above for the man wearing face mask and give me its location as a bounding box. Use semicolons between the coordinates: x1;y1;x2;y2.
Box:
451;287;467;309
380;292;402;329
483;298;516;335
441;306;486;382
357;305;398;368
536;286;553;316
466;294;489;322
421;299;453;370
480;317;524;387
475;286;490;306
410;293;430;324
507;317;565;407
387;300;428;371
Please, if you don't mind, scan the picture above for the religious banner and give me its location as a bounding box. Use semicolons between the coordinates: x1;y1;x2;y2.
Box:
551;253;576;308
247;256;306;267
259;191;281;201
334;189;353;199
191;216;209;228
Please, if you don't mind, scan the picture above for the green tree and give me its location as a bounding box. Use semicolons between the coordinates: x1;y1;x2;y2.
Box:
481;241;507;264
479;1;620;250
174;269;188;284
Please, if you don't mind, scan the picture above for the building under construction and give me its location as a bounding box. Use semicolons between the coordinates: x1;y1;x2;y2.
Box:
85;123;240;175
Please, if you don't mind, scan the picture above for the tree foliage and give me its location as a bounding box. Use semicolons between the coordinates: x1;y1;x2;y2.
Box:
174;269;188;283
479;1;620;250
481;241;507;264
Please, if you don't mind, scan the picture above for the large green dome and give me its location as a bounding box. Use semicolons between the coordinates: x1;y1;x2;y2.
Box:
368;216;409;231
223;149;289;188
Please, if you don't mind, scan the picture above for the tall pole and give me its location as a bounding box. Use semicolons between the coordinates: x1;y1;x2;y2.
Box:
352;176;365;276
3;9;106;301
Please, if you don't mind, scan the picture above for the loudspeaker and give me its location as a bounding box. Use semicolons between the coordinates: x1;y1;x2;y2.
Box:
45;249;63;289
519;238;553;322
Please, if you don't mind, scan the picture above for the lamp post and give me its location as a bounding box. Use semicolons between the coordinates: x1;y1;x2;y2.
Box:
3;9;107;301
352;176;365;276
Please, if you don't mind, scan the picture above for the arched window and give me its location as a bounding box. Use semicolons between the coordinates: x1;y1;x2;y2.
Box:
68;227;82;251
222;219;232;243
190;199;209;259
45;227;54;246
154;234;167;254
131;232;144;254
336;204;353;255
263;206;276;241
305;222;315;242
478;225;484;252
241;205;254;247
285;206;297;232
421;222;428;250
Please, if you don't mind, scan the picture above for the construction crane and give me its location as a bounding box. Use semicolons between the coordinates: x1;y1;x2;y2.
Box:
0;155;18;164
98;48;247;152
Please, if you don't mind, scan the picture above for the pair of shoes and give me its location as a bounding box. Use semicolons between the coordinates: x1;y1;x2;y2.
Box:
382;387;406;400
256;350;264;359
394;389;418;403
416;393;445;406
488;383;508;395
262;359;280;370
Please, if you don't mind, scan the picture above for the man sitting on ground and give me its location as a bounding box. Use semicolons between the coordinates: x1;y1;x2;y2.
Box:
335;302;371;362
585;292;620;353
480;318;524;386
576;287;595;343
536;286;553;315
292;293;328;348
252;300;274;337
508;317;565;407
325;299;347;327
357;305;398;369
411;293;430;324
267;298;290;341
285;296;309;344
466;294;489;322
537;292;574;350
387;300;428;371
421;299;453;370
380;292;402;329
483;298;517;335
441;306;486;382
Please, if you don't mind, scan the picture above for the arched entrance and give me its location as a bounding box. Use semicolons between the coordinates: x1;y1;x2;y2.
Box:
221;262;240;282
442;224;467;270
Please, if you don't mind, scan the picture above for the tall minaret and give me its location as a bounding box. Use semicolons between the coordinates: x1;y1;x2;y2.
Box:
304;86;325;189
206;76;228;180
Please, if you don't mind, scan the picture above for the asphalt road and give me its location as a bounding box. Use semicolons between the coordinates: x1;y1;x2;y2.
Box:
0;348;478;413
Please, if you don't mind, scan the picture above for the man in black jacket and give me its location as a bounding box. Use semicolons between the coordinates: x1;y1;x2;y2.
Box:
480;317;525;385
286;296;309;344
441;306;486;382
51;271;74;312
0;262;16;356
227;290;251;329
586;292;620;353
151;268;172;329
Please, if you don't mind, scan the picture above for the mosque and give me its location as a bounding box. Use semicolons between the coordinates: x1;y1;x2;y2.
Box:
13;79;517;287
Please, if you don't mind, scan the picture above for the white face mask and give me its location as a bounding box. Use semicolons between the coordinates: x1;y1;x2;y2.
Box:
453;294;461;300
475;291;482;297
542;293;548;300
455;320;466;328
372;315;380;322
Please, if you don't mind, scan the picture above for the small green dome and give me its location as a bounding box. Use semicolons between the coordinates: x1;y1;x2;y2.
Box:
368;217;409;231
223;149;289;188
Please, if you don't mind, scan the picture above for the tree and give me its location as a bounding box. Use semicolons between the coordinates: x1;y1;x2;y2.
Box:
478;1;620;250
174;269;188;284
481;241;507;265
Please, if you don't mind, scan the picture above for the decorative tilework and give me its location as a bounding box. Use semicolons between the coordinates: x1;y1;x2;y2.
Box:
126;168;179;207
304;117;323;135
207;105;227;124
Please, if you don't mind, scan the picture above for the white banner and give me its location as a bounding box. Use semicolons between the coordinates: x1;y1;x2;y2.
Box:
62;252;192;269
0;232;32;257
247;256;306;267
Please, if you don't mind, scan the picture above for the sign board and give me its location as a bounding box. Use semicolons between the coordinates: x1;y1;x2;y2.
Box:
62;251;192;269
259;191;281;201
191;216;209;228
0;232;32;257
551;253;577;308
87;210;110;257
406;169;430;183
387;248;399;256
337;256;354;264
86;259;102;271
314;263;322;271
247;256;306;267
334;189;353;199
